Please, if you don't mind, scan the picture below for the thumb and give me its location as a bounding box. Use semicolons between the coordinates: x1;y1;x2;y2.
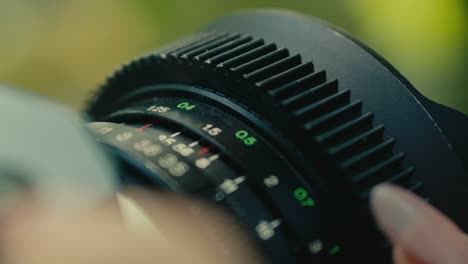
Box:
370;183;468;264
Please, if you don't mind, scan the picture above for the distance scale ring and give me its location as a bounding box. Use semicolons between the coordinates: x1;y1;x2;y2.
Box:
91;94;342;262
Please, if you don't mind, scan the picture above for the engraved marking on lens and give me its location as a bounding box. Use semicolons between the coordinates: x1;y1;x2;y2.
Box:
208;154;219;161
264;175;279;188
219;176;246;195
177;102;196;111
188;141;199;147
116;132;133;142
169;162;189;177
170;132;181;138
309;240;323;254
203;124;222;136
159;135;176;145
137;123;153;132
147;105;170;113
293;188;316;207
196;158;210;169
134;139;152;151
196;154;219;169
255;219;281;241
173;143;194;157
159;154;178;168
96;127;113;135
235;130;257;146
144;145;162;157
198;146;210;155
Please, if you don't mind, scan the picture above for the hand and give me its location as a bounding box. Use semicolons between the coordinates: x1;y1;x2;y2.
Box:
371;183;468;264
2;184;467;264
0;190;262;264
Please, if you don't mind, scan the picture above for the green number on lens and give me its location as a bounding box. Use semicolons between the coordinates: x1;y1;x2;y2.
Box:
294;188;308;200
329;245;341;256
235;130;257;146
244;137;257;146
177;102;196;110
235;130;249;139
293;188;315;207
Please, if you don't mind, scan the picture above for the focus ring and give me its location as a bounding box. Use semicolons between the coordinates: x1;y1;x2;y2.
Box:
88;32;422;204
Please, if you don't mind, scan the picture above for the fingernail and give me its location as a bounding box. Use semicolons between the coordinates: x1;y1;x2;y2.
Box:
369;183;426;241
371;183;468;263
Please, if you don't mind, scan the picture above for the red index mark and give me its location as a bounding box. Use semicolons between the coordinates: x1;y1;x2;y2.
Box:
198;146;211;155
137;123;153;132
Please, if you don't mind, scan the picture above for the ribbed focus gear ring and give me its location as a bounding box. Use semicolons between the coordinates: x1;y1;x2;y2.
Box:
88;32;423;203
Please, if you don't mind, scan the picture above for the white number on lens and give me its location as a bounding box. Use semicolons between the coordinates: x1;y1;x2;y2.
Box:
172;143;194;157
147;105;170;113
203;124;222;136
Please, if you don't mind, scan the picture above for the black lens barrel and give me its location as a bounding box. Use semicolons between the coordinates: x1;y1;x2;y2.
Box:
87;10;468;264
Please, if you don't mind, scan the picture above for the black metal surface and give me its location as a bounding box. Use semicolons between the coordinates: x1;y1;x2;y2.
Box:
203;9;468;231
87;9;468;264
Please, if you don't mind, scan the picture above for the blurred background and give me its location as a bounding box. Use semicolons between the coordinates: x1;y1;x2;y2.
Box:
0;0;467;113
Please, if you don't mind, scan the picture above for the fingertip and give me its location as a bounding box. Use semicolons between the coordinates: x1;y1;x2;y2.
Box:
370;183;468;263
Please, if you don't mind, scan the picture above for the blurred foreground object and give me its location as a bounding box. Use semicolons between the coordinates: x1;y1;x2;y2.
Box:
0;0;466;113
0;84;116;211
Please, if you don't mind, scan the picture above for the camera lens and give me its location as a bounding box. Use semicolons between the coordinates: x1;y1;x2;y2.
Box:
86;10;468;264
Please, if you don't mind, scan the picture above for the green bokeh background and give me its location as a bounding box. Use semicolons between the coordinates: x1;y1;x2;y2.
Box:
1;0;467;113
